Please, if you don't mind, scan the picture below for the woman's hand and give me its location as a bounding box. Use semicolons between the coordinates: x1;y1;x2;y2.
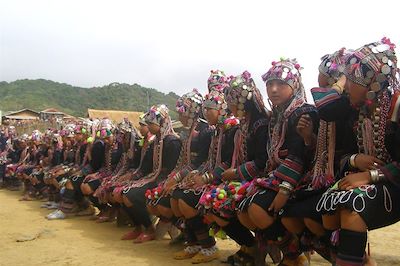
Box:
339;171;371;190
192;174;206;188
222;168;237;181
268;191;289;217
296;114;314;146
161;178;177;197
354;154;384;171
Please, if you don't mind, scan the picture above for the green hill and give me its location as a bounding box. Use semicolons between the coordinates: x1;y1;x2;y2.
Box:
0;79;179;119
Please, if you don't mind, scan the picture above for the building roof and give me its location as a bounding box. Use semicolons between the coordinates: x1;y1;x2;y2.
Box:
3;115;39;120
3;108;40;116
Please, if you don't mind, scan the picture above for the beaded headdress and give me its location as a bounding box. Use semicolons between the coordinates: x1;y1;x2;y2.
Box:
203;89;228;124
176;89;203;127
31;130;42;142
96;118;114;138
319;48;353;86
145;105;169;126
345;37;399;100
207;70;229;92
225;71;266;118
262;57;304;93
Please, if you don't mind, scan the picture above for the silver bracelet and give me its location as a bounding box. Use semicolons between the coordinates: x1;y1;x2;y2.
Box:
202;173;209;184
279;181;294;192
350;154;358;168
369;169;385;183
173;173;181;182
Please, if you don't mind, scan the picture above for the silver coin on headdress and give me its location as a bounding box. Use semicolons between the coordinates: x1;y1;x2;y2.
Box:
366;71;374;78
381;65;391;75
366;91;376;100
376;74;386;83
377;44;389;52
370;82;381;92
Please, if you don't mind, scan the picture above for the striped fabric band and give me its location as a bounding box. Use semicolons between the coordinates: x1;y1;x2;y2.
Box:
274;156;304;186
311;87;341;109
237;161;260;181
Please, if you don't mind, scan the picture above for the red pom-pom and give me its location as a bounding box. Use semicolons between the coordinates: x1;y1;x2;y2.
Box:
294;64;300;70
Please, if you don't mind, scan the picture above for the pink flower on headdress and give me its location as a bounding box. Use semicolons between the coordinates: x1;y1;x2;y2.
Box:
294;63;301;70
271;61;276;66
382;37;396;50
242;71;251;81
330;63;338;71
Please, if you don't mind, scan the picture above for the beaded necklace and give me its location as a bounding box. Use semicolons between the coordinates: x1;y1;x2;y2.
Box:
356;89;391;163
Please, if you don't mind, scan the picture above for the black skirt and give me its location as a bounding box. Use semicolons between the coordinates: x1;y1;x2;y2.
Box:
316;181;400;230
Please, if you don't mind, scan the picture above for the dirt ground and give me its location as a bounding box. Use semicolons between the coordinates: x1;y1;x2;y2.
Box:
1;189;399;266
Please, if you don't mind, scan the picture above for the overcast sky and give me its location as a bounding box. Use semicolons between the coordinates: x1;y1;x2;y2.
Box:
1;0;399;101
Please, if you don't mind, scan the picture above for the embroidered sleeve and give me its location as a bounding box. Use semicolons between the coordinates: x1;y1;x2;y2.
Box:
311;87;341;109
191;126;213;168
274;155;304;187
273;107;318;187
161;137;182;175
237;161;260;181
380;162;400;189
237;121;268;181
211;163;230;184
311;87;353;122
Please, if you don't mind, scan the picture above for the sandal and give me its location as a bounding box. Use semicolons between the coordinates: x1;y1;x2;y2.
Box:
224;250;255;266
19;195;35;201
75;205;96;216
121;230;142;240
174;245;201;260
133;232;156;244
46;210;67;220
96;216;114;223
191;246;219;264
